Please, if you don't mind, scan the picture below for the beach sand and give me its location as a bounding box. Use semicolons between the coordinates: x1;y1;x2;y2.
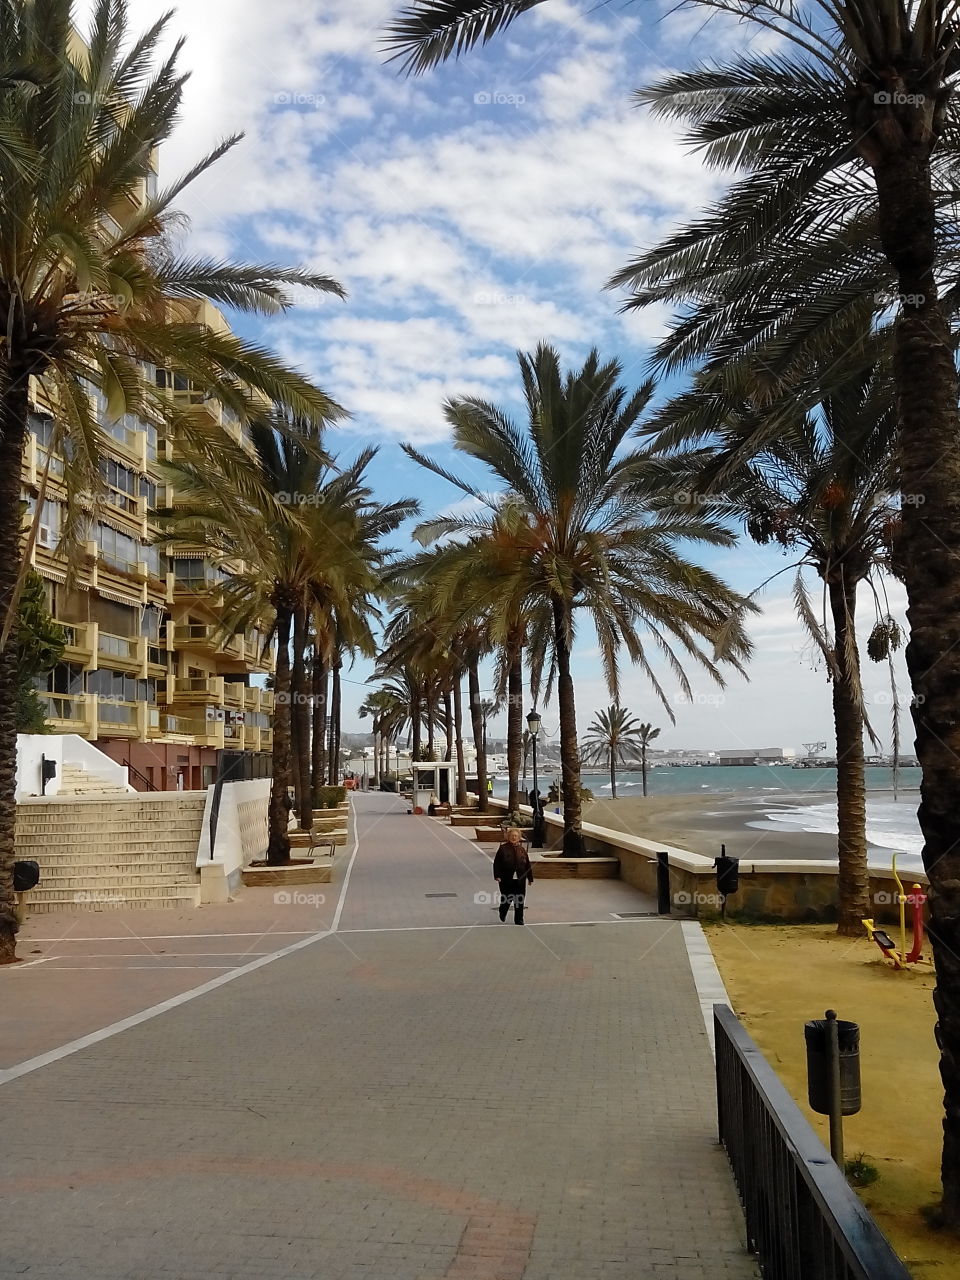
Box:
584;793;850;862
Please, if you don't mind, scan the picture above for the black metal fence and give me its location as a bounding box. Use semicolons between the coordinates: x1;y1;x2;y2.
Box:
714;1004;911;1280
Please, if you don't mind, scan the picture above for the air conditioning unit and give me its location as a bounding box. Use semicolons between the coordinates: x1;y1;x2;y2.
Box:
205;707;216;722
214;709;225;723
37;525;52;547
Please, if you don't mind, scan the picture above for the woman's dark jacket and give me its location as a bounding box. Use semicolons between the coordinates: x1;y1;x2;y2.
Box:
493;843;534;884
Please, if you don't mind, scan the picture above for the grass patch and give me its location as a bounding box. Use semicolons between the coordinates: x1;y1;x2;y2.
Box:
706;922;957;1278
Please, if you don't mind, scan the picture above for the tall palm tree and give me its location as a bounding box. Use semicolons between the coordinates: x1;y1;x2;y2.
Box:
0;0;345;963
404;344;754;854
159;421;332;862
581;706;652;800
652;364;901;933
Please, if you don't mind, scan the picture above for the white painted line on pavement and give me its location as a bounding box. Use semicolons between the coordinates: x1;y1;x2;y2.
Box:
22;931;320;942
680;920;732;1058
339;918;666;934
0;809;362;1088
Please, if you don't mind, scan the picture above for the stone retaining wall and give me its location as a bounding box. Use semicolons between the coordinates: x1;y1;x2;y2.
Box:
486;797;926;924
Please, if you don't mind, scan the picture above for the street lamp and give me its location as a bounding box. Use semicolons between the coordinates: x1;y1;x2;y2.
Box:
526;708;545;849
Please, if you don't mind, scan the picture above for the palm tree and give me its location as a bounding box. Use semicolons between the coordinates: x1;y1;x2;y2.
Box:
404;344;754;854
581;706;653;800
159;421;331;861
652;364;900;934
0;0;345;963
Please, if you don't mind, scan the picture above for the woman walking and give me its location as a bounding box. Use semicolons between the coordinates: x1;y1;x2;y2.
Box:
493;827;534;924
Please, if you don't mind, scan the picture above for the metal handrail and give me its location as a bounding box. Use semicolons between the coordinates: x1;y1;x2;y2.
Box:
714;1004;911;1280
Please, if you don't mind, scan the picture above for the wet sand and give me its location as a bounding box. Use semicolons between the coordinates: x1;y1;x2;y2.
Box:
584;793;873;863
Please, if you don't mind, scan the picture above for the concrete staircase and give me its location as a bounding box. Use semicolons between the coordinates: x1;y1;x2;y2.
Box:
16;792;206;913
57;763;131;798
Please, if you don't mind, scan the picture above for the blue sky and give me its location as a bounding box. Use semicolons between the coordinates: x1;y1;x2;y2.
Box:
80;0;911;753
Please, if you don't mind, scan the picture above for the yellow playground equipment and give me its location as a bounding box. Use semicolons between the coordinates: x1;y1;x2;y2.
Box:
862;853;930;969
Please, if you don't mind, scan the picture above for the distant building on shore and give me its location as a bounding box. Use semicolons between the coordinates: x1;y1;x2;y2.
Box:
716;747;796;767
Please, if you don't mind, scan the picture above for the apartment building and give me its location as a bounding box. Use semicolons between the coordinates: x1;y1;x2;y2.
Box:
22;124;274;792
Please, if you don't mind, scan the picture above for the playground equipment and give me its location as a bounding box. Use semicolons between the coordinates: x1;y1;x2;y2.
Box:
862;853;928;969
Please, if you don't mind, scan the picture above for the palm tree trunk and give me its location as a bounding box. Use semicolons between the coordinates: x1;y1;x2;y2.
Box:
291;607;311;830
426;692;436;760
0;369;29;963
311;653;328;800
506;645;523;812
641;746;648;798
827;574;870;936
328;661;342;785
443;690;453;762
468;658;488;813
871;148;960;1223
411;690;423;763
610;748;617;800
267;604;293;864
552;596;584;855
371;727;380;789
453;677;468;806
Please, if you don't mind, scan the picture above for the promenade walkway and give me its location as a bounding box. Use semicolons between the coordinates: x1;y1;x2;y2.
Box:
0;792;757;1280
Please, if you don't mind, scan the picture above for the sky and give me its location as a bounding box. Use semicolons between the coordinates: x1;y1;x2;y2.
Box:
77;0;912;754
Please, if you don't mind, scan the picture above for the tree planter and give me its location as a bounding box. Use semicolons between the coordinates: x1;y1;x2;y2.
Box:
242;859;332;887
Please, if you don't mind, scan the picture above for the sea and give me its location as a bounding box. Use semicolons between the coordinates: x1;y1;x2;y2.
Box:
492;764;926;872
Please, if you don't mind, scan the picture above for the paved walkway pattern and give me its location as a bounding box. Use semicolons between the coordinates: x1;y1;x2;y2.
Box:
0;793;758;1279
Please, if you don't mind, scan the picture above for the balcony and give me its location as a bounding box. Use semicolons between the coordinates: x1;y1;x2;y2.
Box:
151;711;207;738
171;573;227;604
162;676;225;705
60;622;96;667
259;727;273;751
223;721;244;746
177;623;244;660
259;689;275;713
95;699;140;737
41;693;93;735
97;631;145;674
223;683;245;709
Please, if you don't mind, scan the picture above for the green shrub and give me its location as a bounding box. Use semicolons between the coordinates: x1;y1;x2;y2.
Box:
316;785;347;809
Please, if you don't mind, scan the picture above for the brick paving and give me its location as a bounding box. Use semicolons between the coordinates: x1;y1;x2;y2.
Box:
0;792;757;1279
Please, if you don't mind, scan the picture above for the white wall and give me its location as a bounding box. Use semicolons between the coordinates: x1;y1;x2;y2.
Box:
196;777;272;901
16;734;132;798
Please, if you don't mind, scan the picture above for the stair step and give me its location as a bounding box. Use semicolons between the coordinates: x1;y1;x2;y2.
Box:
25;892;200;913
35;874;199;889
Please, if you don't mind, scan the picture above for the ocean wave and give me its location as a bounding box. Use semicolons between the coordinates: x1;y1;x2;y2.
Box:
760;800;924;867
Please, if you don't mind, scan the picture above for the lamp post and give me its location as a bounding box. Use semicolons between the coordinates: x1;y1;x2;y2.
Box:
527;708;545;849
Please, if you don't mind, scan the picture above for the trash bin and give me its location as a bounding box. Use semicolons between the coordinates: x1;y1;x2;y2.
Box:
805;1017;861;1115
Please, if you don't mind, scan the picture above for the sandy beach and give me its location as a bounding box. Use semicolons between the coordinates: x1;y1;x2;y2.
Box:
583;792;920;864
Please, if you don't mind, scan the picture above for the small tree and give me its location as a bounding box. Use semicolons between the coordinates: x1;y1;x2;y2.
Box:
16;571;64;733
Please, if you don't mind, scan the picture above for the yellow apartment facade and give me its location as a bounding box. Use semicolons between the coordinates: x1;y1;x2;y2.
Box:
22;99;275;792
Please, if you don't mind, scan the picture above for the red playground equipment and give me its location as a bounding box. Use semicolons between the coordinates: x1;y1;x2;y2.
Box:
862;854;928;969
